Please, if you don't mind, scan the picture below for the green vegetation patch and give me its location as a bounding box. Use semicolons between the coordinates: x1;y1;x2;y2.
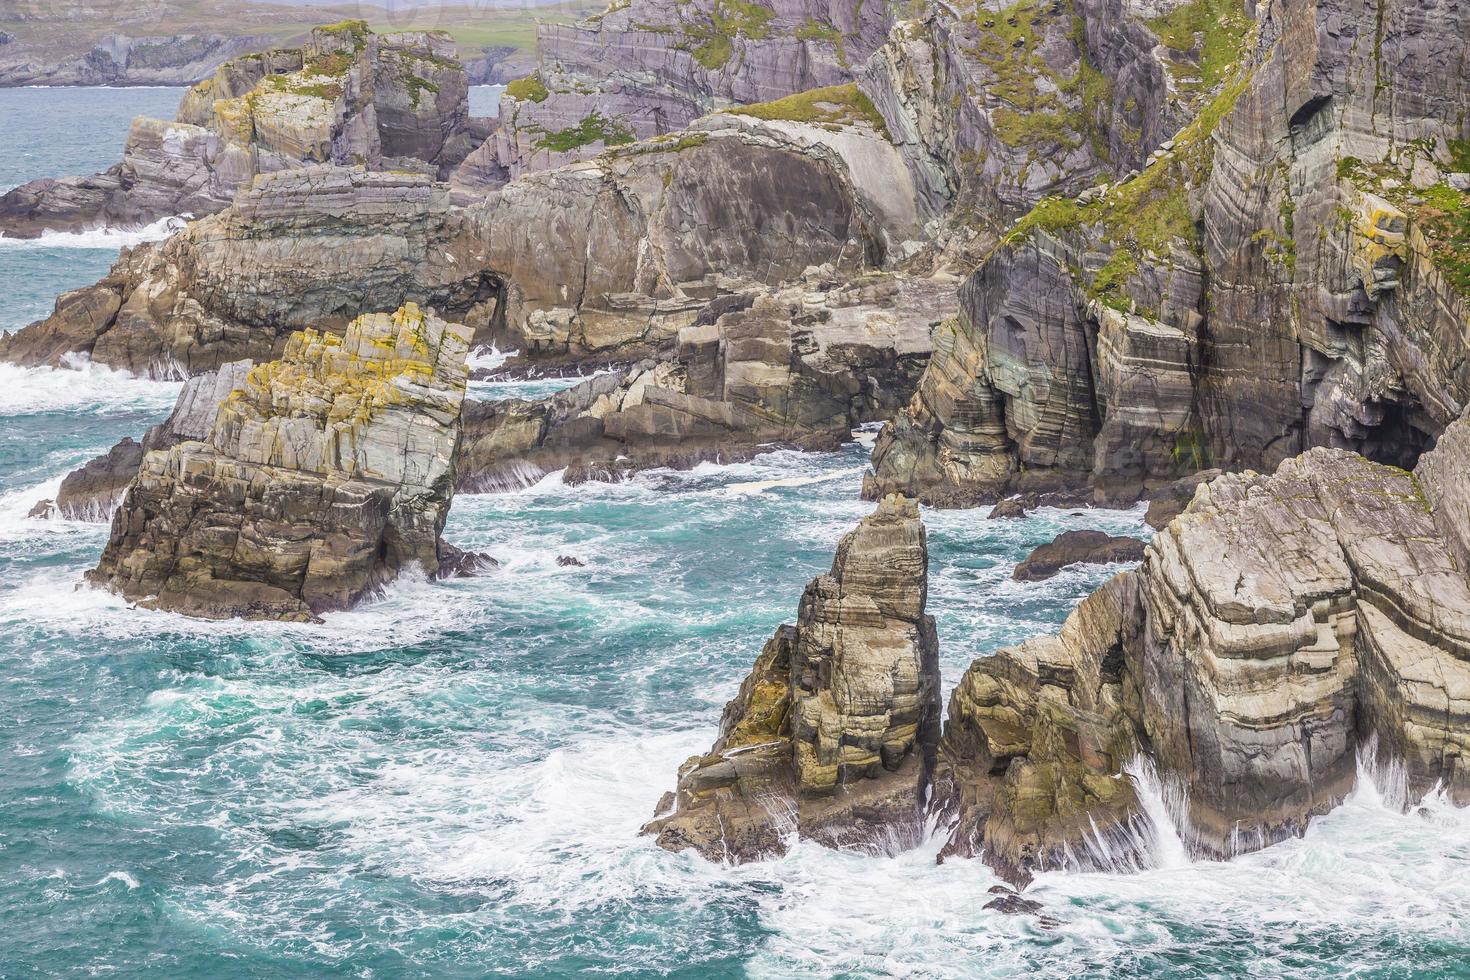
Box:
1146;0;1252;96
729;83;890;140
506;73;550;103
534;111;636;152
1001;71;1254;312
683;0;774;70
795;18;847;67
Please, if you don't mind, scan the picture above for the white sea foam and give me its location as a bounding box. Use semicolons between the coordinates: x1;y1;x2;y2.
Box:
0;359;180;416
0;214;187;249
465;345;514;373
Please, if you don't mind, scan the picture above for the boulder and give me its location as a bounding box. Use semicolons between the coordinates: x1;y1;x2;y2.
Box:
86;304;473;621
1012;530;1146;582
644;495;941;860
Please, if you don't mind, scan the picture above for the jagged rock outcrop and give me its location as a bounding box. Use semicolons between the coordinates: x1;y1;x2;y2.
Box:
87;304;473;622
866;0;1470;507
936;414;1470;881
31;361;252;521
1012;529;1145;581
644;494;941;860
0;22;474;238
5;109;923;376
480;0;895;183
457;272;947;490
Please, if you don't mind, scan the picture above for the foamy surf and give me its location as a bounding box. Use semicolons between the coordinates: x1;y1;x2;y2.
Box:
0;359;180;416
0;214;187;249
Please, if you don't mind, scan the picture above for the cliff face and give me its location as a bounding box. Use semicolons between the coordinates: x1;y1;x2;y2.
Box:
0;23;474;239
481;0;894;183
866;0;1470;507
87;304;473;622
644;494;941;860
3;105;923;376
938;413;1470;882
30;361;253;522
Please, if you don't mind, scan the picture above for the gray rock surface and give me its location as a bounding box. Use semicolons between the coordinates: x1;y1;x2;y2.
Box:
483;0;894;182
0;23;475;238
87;304;474;621
4;110;924;376
644;494;941;861
32;360;253;522
457;272;947;490
937;412;1470;881
1012;529;1145;582
866;0;1470;507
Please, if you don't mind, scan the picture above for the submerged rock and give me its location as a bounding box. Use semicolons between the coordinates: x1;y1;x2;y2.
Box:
1012;530;1146;582
87;304;473;622
645;494;941;861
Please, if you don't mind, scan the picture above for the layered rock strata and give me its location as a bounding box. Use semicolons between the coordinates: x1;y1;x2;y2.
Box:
937;416;1470;882
87;304;473;621
5;110;921;375
484;0;895;182
0;22;474;238
866;0;1470;507
31;361;252;521
645;494;941;860
457;272;947;490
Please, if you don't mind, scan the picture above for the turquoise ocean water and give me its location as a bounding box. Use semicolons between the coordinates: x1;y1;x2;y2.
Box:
1;87;1469;978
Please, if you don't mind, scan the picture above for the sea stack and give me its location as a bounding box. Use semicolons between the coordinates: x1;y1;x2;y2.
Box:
645;494;941;861
87;303;473;622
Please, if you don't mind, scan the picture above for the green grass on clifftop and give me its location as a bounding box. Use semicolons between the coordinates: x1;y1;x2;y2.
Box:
730;84;890;139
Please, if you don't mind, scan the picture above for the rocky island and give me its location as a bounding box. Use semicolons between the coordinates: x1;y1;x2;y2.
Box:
88;303;476;621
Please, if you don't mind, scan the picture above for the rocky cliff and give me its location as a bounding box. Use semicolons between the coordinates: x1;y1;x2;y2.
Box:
457;271;948;490
936;412;1470;882
0;22;474;238
482;0;895;183
87;303;474;622
0;31;279;88
645;494;941;860
30;361;252;522
866;0;1470;507
3;103;923;376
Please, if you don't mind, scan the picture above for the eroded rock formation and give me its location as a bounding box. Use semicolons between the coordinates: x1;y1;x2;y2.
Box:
0;22;475;238
645;494;941;860
31;361;252;521
87;304;473;621
866;0;1470;507
483;0;895;183
457;271;947;490
4;108;922;376
1011;529;1145;582
937;413;1470;882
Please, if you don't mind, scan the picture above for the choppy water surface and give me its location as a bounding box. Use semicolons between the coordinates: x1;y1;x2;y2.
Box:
1;88;1469;980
